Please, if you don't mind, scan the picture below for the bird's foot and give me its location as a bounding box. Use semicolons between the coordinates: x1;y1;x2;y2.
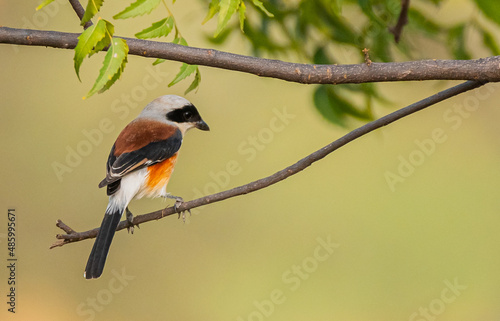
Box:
165;194;191;222
172;196;191;222
125;207;140;234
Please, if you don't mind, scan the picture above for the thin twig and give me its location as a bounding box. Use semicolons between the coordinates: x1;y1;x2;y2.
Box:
390;0;411;43
1;27;500;84
362;48;372;66
56;219;76;234
50;80;488;249
68;0;93;29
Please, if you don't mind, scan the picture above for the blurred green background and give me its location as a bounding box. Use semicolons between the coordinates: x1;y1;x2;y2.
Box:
2;0;500;320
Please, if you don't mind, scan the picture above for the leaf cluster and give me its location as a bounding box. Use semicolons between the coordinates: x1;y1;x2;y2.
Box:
36;0;500;126
38;0;202;98
200;0;500;126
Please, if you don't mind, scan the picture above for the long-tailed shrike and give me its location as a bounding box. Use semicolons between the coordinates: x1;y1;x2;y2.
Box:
84;95;209;279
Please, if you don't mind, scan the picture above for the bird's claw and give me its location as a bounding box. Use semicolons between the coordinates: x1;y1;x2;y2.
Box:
173;197;191;222
125;207;136;234
126;223;134;234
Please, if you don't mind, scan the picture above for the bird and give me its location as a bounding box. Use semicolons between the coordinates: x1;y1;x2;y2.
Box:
84;95;209;279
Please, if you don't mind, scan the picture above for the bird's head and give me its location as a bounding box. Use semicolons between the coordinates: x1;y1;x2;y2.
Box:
140;95;210;134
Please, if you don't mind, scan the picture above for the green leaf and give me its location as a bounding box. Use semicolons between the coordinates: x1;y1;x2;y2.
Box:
88;36;111;58
312;47;332;65
36;0;55;11
474;0;500;26
173;37;188;46
407;8;441;35
313;85;372;126
168;63;198;87
448;24;471;60
331;91;371;120
313;85;346;127
371;30;392;62
202;0;220;24
359;83;390;106
252;0;273;17
357;0;384;26
81;0;104;26
135;17;174;39
153;58;166;65
74;19;112;81
85;38;129;98
330;0;343;15
207;27;233;44
241;21;284;54
89;20;114;57
481;28;500;56
184;67;201;94
215;0;240;37
113;0;161;19
238;1;246;31
302;1;358;46
422;0;443;4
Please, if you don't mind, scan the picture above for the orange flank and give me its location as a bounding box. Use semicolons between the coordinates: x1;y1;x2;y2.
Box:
146;153;178;192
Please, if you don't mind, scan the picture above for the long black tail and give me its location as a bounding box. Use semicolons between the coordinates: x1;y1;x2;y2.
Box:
84;208;122;279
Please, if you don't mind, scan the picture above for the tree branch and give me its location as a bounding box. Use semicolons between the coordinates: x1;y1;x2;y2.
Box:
1;27;500;84
389;0;410;43
68;0;93;29
50;80;487;249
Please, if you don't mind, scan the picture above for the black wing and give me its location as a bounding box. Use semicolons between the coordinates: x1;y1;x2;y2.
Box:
99;129;182;195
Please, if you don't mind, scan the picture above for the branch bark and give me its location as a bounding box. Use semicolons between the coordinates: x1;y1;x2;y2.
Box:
1;27;500;84
50;80;487;249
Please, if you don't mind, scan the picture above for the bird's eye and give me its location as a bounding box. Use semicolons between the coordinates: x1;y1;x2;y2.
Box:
183;111;193;120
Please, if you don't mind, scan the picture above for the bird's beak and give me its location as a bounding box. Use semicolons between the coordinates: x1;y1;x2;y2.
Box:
195;120;210;131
